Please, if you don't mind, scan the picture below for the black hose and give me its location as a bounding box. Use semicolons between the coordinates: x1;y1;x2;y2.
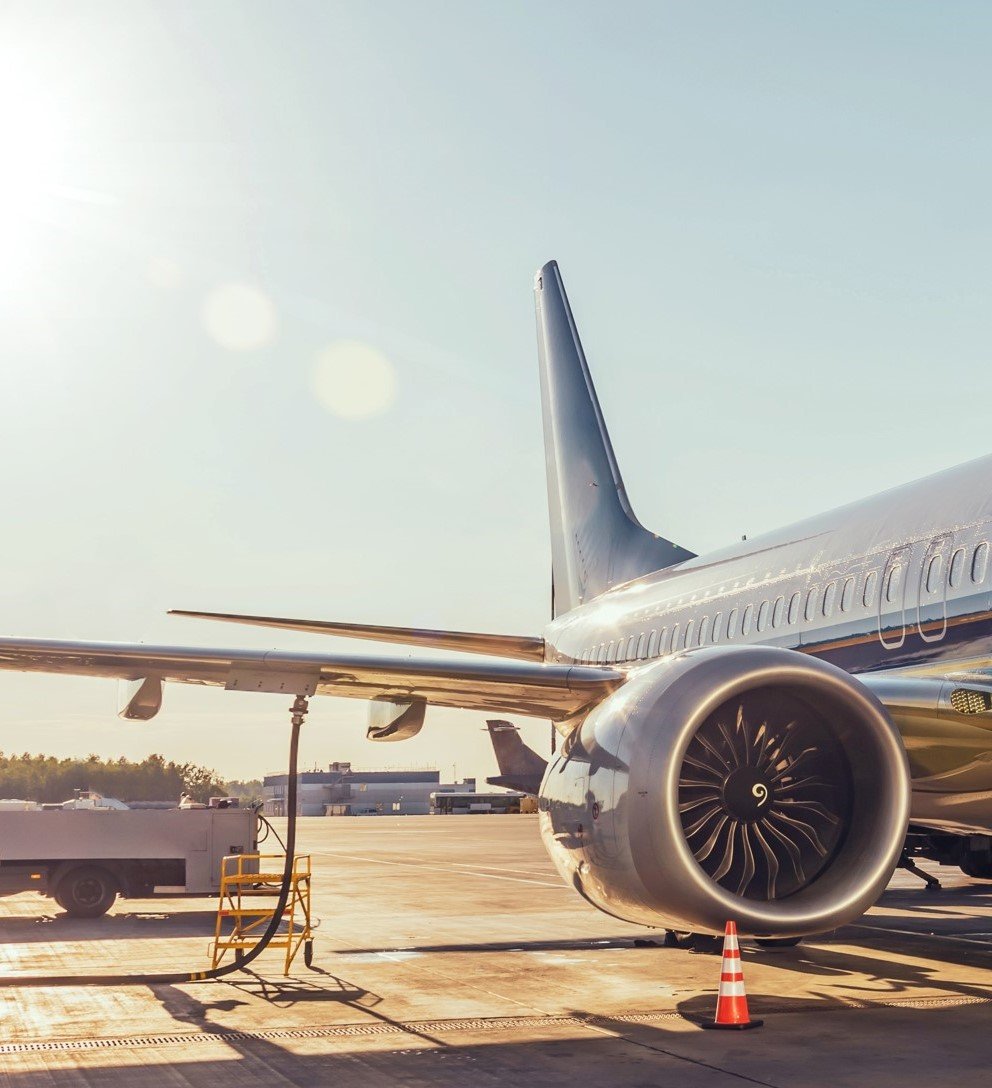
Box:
5;716;304;986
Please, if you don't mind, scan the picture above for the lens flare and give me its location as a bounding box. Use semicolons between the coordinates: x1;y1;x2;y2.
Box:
312;341;396;419
202;283;278;351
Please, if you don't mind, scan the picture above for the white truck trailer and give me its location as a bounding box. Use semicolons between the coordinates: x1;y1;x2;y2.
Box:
0;807;258;916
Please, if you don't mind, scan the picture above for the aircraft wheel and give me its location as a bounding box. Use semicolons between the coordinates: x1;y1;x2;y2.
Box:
304;939;314;967
754;936;802;948
672;931;722;953
960;854;992;880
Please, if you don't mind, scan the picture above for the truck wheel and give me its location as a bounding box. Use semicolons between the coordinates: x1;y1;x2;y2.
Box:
56;866;118;918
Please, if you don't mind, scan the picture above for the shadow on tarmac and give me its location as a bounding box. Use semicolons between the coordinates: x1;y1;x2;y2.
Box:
3;989;992;1088
0;909;222;944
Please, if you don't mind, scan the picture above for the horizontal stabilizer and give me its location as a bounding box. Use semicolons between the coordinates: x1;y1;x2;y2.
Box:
169;610;545;662
487;773;544;794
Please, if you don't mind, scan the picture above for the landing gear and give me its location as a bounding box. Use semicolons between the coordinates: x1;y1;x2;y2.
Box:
898;850;942;890
904;832;992;884
664;931;722;953
960;853;992;880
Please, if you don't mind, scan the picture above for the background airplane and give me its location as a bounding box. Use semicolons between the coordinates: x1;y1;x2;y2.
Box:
0;261;990;939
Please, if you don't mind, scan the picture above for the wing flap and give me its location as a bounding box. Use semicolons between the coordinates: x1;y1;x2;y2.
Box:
0;636;621;720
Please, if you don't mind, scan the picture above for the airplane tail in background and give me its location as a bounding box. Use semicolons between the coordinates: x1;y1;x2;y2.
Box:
534;261;694;616
485;720;547;795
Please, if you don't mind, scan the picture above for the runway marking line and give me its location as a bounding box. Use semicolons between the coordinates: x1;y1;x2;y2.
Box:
853;924;992;948
316;851;567;888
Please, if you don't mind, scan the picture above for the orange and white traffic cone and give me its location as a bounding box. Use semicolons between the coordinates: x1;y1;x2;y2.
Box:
702;921;763;1030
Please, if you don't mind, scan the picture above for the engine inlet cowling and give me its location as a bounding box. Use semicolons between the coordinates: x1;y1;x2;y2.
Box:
539;646;910;937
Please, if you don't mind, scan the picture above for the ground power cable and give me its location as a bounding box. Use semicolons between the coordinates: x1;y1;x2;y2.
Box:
2;695;309;987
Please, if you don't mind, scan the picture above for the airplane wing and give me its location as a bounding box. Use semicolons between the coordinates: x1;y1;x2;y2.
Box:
0;636;622;721
167;609;546;661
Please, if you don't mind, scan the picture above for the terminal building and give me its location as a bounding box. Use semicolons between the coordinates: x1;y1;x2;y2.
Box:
262;763;476;816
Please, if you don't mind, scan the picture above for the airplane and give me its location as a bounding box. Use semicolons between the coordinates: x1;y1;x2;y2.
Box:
485;720;548;795
1;259;991;942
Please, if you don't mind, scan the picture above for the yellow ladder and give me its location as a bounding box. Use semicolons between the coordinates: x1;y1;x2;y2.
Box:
211;853;314;974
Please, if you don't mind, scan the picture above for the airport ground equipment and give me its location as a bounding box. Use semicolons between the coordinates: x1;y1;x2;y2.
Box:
3;695;309;986
0;806;257;916
212;852;314;973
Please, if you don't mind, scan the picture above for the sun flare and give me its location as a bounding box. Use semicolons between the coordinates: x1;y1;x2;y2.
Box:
0;58;67;283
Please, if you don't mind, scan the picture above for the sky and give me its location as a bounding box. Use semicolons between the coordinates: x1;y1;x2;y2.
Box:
1;2;991;786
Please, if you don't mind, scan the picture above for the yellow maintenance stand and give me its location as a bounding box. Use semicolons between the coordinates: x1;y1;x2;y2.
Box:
212;853;314;973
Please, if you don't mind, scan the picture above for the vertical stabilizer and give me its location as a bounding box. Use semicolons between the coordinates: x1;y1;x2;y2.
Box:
534;261;694;615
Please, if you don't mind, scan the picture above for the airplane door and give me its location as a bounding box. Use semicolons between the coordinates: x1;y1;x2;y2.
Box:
917;534;952;643
878;545;912;650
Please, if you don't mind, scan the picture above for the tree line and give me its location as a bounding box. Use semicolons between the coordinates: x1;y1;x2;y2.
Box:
0;752;227;804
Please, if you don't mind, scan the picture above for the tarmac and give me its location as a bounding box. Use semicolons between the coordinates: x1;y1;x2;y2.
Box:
0;814;990;1086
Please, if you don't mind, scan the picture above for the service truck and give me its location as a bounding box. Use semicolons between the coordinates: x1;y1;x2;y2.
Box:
0;806;258;916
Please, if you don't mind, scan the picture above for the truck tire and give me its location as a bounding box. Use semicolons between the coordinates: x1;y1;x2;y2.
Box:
55;866;118;918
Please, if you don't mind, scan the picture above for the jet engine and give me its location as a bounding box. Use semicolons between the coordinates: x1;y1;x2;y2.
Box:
538;646;910;937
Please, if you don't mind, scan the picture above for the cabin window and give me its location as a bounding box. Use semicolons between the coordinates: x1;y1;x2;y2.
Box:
670;624;679;652
973;543;989;583
841;577;855;612
787;591;800;625
727;608;738;639
949;548;965;588
756;600;769;632
698;616;710;645
684;620;694;647
636;632;647;659
742;604;753;636
822;581;837;617
804;588;818;622
712;612;724;642
925;555;943;595
863;570;878;607
770;596;783;628
885;563;903;603
647;629;659;657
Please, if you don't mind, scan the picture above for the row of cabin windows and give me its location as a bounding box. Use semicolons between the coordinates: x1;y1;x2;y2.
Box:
924;542;989;595
582;541;991;665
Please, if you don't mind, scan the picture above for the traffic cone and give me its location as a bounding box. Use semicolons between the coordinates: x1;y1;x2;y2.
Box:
701;921;763;1030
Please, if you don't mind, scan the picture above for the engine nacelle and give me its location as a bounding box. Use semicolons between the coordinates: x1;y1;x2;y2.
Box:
538;646;910;937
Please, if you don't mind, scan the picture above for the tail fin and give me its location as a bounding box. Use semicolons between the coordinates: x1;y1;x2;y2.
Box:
534;261;694;615
485;720;547;794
